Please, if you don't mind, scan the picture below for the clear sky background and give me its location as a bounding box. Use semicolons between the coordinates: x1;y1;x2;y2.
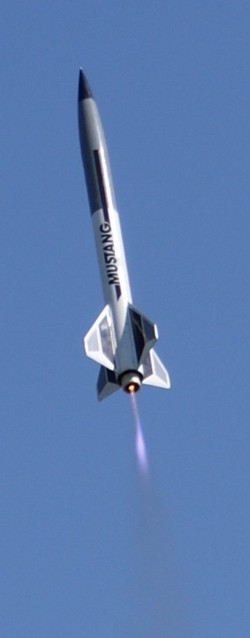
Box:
1;2;249;636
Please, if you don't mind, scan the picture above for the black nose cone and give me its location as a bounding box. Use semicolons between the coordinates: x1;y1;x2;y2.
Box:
78;69;93;102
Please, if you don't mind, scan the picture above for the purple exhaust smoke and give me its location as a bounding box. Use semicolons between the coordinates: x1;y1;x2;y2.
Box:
129;391;148;476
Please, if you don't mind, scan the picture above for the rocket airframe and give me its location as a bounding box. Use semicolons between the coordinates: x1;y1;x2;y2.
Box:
78;70;170;400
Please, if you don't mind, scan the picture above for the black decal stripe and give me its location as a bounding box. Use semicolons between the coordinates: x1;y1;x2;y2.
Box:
115;285;121;300
130;309;144;362
93;150;110;223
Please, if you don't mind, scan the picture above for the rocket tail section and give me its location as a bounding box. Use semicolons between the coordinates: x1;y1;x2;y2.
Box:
96;347;170;400
84;304;170;400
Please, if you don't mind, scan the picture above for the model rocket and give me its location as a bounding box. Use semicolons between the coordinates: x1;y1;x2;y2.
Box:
78;70;170;400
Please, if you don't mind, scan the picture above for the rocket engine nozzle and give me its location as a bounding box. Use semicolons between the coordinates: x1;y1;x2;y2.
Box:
119;371;143;394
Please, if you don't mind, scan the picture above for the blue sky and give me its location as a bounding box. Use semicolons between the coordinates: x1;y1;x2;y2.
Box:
1;2;250;636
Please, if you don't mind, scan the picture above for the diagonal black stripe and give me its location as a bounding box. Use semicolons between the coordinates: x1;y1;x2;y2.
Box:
115;285;121;300
93;150;110;223
130;309;144;363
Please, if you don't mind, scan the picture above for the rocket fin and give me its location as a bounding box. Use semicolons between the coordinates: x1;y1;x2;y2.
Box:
97;366;119;401
128;305;158;366
83;305;116;370
139;349;171;389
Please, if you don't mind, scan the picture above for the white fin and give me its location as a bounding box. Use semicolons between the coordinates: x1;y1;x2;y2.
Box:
83;305;116;370
139;349;171;389
97;366;119;401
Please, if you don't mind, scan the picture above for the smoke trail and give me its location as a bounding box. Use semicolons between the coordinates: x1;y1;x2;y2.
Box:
130;475;189;637
127;393;189;635
129;391;149;477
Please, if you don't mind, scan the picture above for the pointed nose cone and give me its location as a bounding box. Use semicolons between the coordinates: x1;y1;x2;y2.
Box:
78;69;93;102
